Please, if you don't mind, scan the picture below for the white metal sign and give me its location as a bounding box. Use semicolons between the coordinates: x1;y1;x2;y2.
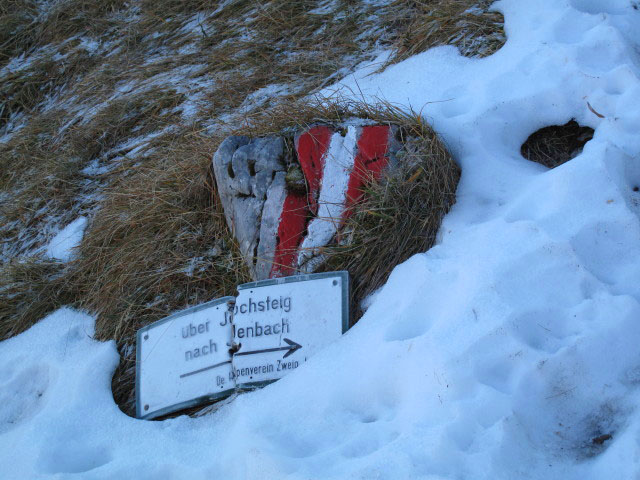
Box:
136;297;235;420
136;272;349;419
232;271;349;388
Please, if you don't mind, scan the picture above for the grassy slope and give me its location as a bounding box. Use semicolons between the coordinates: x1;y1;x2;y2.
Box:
0;0;504;415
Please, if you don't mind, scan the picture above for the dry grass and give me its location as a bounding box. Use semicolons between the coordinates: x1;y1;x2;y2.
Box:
387;0;506;64
0;0;41;63
69;129;251;416
0;0;125;66
0;258;73;340
0;86;186;262
0;47;99;127
521;120;595;168
0;111;91;261
72;130;250;343
68;87;187;161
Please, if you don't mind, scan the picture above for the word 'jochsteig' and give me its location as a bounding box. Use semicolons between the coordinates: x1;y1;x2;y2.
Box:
183;296;293;361
221;295;292;325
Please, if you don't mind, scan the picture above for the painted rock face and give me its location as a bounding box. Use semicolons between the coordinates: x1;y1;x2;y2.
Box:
212;124;400;280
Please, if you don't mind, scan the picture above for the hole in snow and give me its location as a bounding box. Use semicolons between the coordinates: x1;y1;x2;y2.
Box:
521;120;594;168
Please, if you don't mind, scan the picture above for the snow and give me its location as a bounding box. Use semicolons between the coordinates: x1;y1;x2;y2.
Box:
45;216;88;262
79;37;102;54
3;0;640;478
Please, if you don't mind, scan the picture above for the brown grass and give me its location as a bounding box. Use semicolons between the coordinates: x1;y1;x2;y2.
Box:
69;129;251;417
0;50;98;127
0;258;73;340
0;111;91;261
71;129;250;343
386;0;506;64
0;0;126;66
521;120;594;168
68;87;187;161
0;0;40;64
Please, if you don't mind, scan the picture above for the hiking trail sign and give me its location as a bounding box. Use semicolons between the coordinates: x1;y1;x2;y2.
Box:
136;271;349;419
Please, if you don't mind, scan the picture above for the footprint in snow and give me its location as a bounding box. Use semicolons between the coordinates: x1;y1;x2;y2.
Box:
0;362;49;434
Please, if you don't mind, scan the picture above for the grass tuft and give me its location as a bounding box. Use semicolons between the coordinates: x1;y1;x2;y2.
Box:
0;258;73;340
387;0;506;64
521;120;594;168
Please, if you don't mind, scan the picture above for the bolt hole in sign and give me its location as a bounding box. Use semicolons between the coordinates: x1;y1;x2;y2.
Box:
136;271;349;419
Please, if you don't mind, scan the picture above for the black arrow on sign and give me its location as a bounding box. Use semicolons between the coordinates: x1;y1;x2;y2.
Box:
235;338;302;359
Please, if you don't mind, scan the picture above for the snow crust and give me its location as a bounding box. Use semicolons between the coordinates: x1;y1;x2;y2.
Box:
3;0;640;478
44;216;88;262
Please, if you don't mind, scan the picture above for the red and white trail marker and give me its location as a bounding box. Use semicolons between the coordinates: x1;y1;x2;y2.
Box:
212;124;399;281
271;124;397;277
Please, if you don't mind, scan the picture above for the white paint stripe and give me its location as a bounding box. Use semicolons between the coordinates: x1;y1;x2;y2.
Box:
297;126;360;271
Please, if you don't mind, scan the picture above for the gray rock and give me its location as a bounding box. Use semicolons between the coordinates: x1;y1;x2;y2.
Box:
255;171;288;280
212;136;287;276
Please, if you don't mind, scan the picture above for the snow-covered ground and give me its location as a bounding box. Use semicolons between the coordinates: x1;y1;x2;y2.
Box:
2;0;640;478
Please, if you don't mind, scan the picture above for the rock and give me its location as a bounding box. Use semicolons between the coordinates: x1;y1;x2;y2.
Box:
212;136;287;275
212;124;402;280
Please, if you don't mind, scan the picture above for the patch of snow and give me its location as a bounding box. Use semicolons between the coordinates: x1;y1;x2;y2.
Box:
105;45;122;58
178;42;198;56
180;99;199;120
45;217;88;262
80;159;112;176
79;37;101;54
1;52;36;74
0;112;27;144
239;83;291;111
114;80;137;95
309;0;338;15
180;12;212;37
211;0;233;15
0;308;119;476
316;49;391;91
360;286;381;313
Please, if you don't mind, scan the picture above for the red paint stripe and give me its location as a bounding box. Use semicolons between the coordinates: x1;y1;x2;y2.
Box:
296;126;332;214
345;126;391;214
269;194;308;277
270;126;333;277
